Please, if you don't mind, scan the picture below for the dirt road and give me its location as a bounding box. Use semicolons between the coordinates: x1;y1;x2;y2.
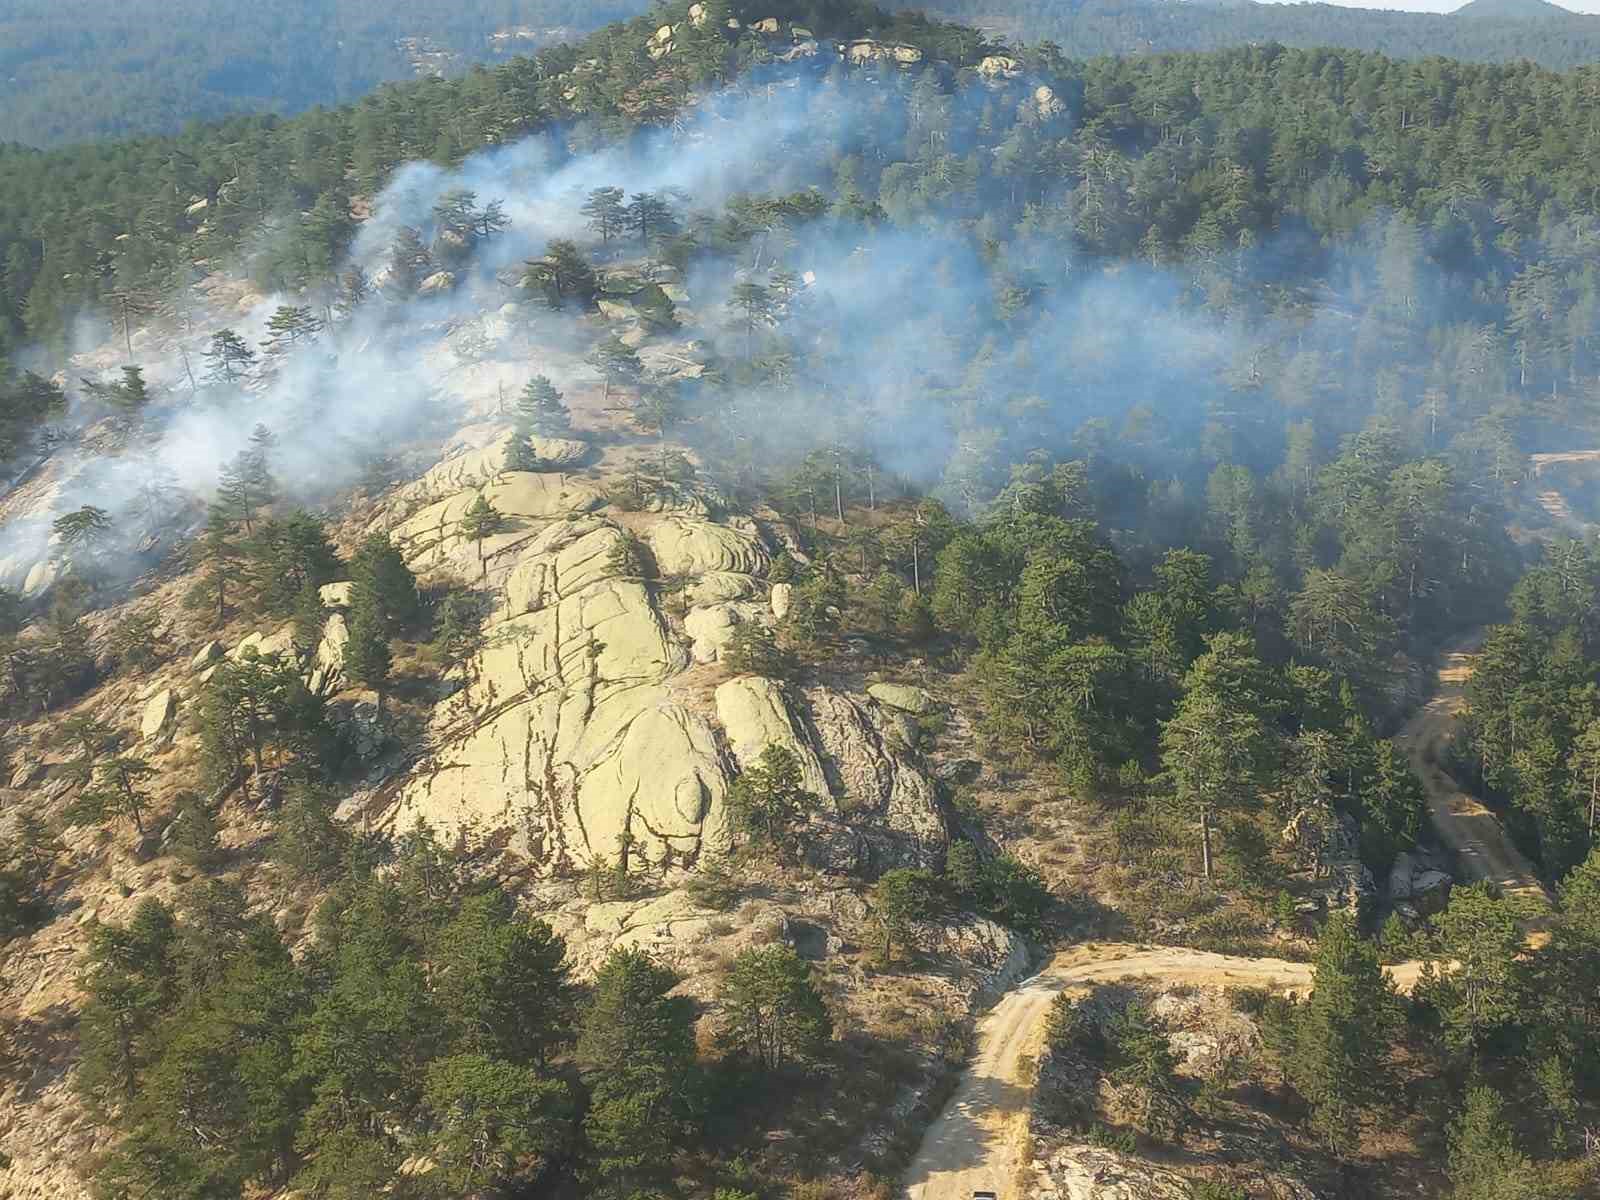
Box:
1392;635;1553;913
904;638;1550;1200
902;945;1428;1200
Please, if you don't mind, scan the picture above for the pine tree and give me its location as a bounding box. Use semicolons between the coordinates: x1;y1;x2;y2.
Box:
524;240;597;310
588;332;642;403
76;899;177;1108
1286;912;1400;1152
168;793;222;872
262;304;324;357
432;591;484;677
1448;1087;1548;1200
291;579;327;659
203;329;256;385
458;493;502;578
342;587;392;717
870;868;938;964
726;745;818;859
429;890;573;1067
184;505;242;627
349;531;419;631
576;948;698;1194
516;374;569;436
719;945;832;1070
626;192;677;245
52;505;112;575
581;186;627;244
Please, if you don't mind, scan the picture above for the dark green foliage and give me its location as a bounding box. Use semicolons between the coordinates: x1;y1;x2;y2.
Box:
1106;1001;1186;1142
247;511;339;614
1447;1087;1551;1200
431;589;485;672
80;826;585;1200
290;581;327;660
870;867;939;964
184;506;243;628
167;794;222;872
342;588;393;714
719;945;832;1070
725;744;820;860
349;532;420;632
0;811;57;942
269;784;351;884
943;842;1053;934
516;374;570;437
1415;883;1529;1055
203;329;256;385
722;620;791;678
1284;913;1399;1152
458;492;502;577
901;0;1600;70
76;899;178;1109
198;650;331;800
428;891;573;1067
589;331;643;401
105;609;162;673
525;239;599;311
0;2;643;146
576;947;699;1195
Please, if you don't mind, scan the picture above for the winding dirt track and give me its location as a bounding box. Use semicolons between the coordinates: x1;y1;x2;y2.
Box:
1392;635;1553;913
903;637;1550;1200
903;945;1430;1200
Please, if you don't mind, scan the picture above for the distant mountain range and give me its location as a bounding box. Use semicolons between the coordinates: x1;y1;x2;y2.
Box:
894;0;1600;65
5;0;1600;148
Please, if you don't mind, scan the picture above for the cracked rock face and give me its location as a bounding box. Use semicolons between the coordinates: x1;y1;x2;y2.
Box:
373;443;947;877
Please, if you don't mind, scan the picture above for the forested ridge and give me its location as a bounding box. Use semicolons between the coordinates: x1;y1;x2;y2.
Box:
0;0;640;148
898;0;1600;70
6;1;1600;1198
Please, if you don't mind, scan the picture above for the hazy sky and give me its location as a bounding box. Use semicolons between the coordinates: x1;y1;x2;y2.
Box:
1261;0;1600;10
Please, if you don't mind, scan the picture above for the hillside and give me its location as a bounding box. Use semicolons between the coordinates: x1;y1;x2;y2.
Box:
893;0;1600;66
17;0;1600;148
0;0;640;147
5;4;1600;1200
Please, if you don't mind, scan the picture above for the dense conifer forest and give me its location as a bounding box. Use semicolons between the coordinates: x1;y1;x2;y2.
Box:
0;0;640;146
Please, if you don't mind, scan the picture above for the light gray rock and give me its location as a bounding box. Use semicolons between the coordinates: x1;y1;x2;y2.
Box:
140;688;177;744
418;270;457;296
189;641;225;673
770;582;793;620
867;682;936;715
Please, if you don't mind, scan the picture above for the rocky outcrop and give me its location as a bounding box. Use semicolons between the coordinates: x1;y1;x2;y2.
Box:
644;516;770;577
319;581;355;609
769;581;793;620
716;676;832;795
1388;847;1454;916
418;270;457;296
684;601;766;664
188;640;223;672
714;676;947;871
1031;84;1066;120
977;54;1022;78
140;689;177;744
867;682;935;715
528;436;590;467
1033;1146;1197;1200
314;614;349;688
684;571;762;605
390;473;605;576
843;39;923;66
